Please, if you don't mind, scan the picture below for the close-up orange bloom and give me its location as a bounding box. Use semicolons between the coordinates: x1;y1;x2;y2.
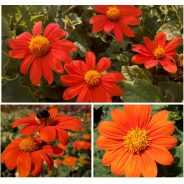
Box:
63;156;77;167
72;140;91;151
8;21;77;86
1;136;64;177
89;5;142;43
12;107;83;145
96;105;178;177
132;32;182;73
83;134;91;140
60;51;124;102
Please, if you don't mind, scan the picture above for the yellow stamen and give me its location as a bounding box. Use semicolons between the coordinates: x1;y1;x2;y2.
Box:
19;136;41;152
153;46;165;59
106;6;121;21
123;128;149;153
84;70;101;87
29;36;50;57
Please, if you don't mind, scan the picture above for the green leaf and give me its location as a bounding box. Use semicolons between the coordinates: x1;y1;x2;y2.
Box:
121;65;153;81
158;21;182;40
2;51;9;78
121;79;162;102
2;78;37;102
2;16;10;37
158;81;183;102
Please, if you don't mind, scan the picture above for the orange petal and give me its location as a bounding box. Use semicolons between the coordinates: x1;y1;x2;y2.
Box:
102;148;126;166
111;149;131;176
140;151;157;177
146;144;174;165
42;145;64;156
147;121;175;136
147;110;169;129
124;105;152;128
56;115;82;131
151;135;177;149
3;147;21;170
98;121;126;139
40;126;56;142
96;136;123;150
38;150;53;170
56;128;69;145
49;107;58;117
124;154;141;177
17;152;31;177
31;151;43;177
110;109;130;131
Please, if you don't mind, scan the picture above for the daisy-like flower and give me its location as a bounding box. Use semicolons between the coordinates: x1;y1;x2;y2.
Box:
83;133;91;140
131;32;182;73
8;21;77;86
12;108;83;145
1;136;64;177
96;105;177;177
63;156;77;167
89;5;142;43
60;51;124;102
72;140;91;151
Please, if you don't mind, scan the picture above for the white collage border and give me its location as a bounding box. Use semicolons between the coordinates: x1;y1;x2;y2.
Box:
0;0;183;184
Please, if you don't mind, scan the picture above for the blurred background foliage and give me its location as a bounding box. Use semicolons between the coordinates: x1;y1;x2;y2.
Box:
1;5;183;102
1;105;91;177
94;105;183;177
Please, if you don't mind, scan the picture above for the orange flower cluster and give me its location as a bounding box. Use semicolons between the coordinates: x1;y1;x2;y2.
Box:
8;6;182;102
83;134;91;140
63;156;78;167
1;107;83;177
96;105;178;177
72;140;91;150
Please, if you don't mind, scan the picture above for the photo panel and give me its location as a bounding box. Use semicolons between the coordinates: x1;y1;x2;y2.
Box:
1;5;183;103
1;105;91;177
94;104;183;177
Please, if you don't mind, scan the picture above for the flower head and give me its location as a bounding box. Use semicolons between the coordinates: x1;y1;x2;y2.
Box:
131;32;182;73
8;21;77;86
1;136;64;177
63;156;77;167
89;5;142;43
60;51;124;102
72;140;91;150
12;107;83;144
83;133;91;140
96;105;177;177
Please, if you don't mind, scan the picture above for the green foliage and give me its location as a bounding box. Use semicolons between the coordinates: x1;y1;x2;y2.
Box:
94;105;183;177
1;5;183;102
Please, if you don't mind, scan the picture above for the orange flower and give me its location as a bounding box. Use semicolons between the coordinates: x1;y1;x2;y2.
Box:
132;32;182;73
54;158;63;166
96;105;177;177
72;140;91;150
63;156;77;167
8;21;77;86
12;107;83;145
83;134;91;140
1;136;64;177
60;51;124;102
89;6;142;43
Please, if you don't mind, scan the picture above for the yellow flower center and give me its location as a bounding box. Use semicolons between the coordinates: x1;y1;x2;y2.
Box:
123;128;149;153
106;6;121;21
84;70;101;87
29;36;50;57
19;137;41;152
153;46;165;59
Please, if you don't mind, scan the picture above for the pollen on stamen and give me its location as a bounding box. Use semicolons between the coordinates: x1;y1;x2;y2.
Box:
153;46;165;59
123;128;149;153
19;136;41;152
29;36;50;57
106;6;121;21
84;70;101;87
